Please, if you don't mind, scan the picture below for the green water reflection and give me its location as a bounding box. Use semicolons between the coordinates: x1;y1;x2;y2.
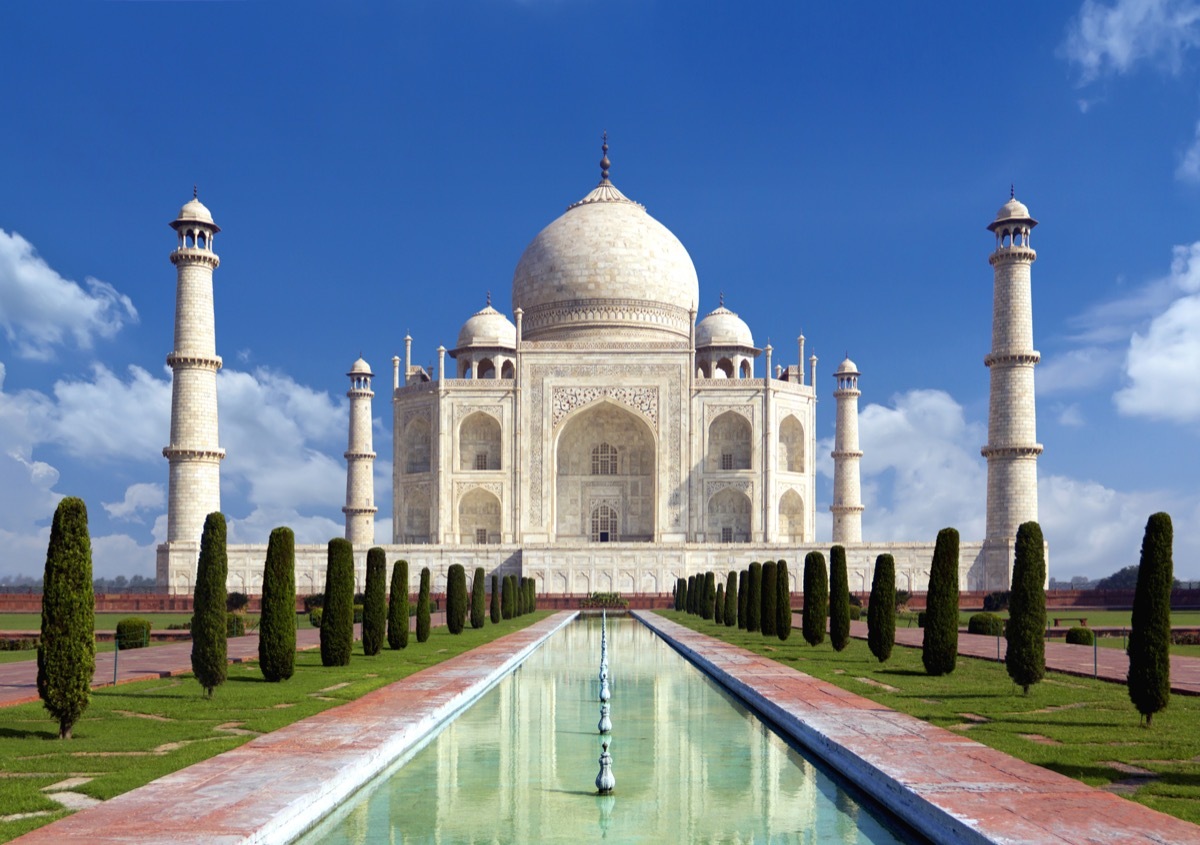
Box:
299;617;919;844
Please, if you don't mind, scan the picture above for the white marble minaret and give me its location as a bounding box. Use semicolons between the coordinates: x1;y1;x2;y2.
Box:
830;356;864;543
982;192;1042;587
343;357;377;545
163;191;224;545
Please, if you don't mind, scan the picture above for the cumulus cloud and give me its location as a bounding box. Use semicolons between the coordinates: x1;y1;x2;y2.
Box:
1115;290;1200;418
102;482;165;522
1062;0;1200;83
1056;403;1087;427
1036;346;1123;395
0;229;137;360
1178;119;1200;182
91;533;158;580
51;364;171;463
226;507;344;547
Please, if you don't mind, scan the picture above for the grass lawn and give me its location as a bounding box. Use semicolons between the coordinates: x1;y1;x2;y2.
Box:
0;611;552;843
661;610;1200;827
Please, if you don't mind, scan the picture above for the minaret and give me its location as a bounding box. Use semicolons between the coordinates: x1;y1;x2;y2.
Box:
830;357;864;543
982;192;1042;587
343;357;377;546
163;191;224;545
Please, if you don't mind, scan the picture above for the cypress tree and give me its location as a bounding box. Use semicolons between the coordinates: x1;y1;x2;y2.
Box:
259;527;296;681
362;547;387;656
802;551;827;646
829;545;851;652
471;567;486;629
687;575;697;614
737;570;748;629
320;538;355;666
776;560;792;641
446;564;467;634
528;578;536;611
387;560;410;650
675;577;686;611
1006;522;1046;694
490;574;501;624
191;512;229;695
725;571;738;628
416;567;432;643
867;553;896;663
501;574;514;619
761;561;778;637
746;562;762;632
714;583;725;625
37;497;94;738
699;572;713;620
1129;512;1173;725
922;527;960;676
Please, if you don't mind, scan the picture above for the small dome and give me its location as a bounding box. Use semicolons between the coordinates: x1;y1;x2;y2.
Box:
348;357;373;376
170;194;220;233
455;302;517;350
696;304;754;349
835;356;859;376
988;194;1036;232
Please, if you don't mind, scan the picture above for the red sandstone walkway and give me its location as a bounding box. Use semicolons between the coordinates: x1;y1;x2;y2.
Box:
10;611;575;844
640;611;1200;845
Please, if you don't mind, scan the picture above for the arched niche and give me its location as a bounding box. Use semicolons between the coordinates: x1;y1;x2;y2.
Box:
459;411;502;471
778;415;805;473
707;487;751;543
404;417;431;474
708;410;752;471
459;487;501;544
778;489;806;542
403;487;431;541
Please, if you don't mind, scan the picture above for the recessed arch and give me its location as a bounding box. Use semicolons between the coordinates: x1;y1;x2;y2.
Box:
459;411;502;471
778;489;805;542
403;486;431;542
403;417;431;474
779;415;805;473
706;487;751;543
459;487;501;544
708;410;752;471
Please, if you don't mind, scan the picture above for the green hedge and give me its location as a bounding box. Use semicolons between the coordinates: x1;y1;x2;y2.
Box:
1066;626;1094;646
968;612;1005;637
115;617;150;649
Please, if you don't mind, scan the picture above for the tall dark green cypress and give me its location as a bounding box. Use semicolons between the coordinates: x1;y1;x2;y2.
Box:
867;553;896;663
362;547;387;656
702;572;716;620
675;577;686;611
387;560;410;650
527;578;536;612
37;497;94;738
259;527;296;681
416;567;432;643
802;551;827;646
1129;512;1173;725
829;545;851;652
922;528;960;676
490;574;501;623
501;574;514;619
761;561;778;636
714;583;725;625
446;564;467;634
320;538;355;666
687;575;697;614
746;562;762;632
776;560;792;641
1006;523;1046;694
725;571;738;628
471;567;486;629
191;512;229;694
737;570;748;629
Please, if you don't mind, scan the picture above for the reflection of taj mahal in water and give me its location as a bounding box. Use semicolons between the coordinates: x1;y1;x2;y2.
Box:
157;142;1043;597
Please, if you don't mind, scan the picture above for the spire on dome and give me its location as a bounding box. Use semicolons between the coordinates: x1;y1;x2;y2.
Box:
486;290;491;307
600;131;611;183
719;291;724;308
193;184;198;200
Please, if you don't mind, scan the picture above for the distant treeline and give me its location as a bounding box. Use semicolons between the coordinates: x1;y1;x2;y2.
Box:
0;574;158;594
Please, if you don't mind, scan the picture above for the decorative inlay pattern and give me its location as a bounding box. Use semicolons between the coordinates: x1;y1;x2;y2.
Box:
705;479;752;499
522;297;691;337
551;386;658;429
455;481;504;501
705;403;755;429
399;406;432;430
455;403;504;428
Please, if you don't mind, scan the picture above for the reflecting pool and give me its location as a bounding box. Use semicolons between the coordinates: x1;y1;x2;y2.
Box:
298;617;922;844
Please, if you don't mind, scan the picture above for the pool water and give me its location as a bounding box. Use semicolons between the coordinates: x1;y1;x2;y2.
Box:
298;616;922;844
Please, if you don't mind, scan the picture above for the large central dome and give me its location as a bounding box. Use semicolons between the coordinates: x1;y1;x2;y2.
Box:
512;160;699;343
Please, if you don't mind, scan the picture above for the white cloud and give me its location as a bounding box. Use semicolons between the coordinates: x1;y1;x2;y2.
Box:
51;364;171;462
0;229;137;360
1063;0;1200;83
1178;119;1200;182
1115;290;1200;418
91;533;157;580
1057;403;1087;427
1036;346;1122;395
102;482;165;522
227;507;343;547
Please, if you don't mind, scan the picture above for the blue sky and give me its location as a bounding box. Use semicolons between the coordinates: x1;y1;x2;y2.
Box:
2;0;1199;582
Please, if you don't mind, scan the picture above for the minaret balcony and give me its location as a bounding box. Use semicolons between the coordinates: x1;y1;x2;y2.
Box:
983;351;1040;367
980;444;1044;459
169;249;220;269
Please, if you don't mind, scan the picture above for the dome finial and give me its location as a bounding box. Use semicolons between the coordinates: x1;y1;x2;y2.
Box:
719;291;724;307
193;184;198;200
1010;183;1015;200
486;290;491;307
600;131;611;183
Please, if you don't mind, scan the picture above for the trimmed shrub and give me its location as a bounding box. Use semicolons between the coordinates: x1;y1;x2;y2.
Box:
361;548;387;656
725;571;738;628
737;570;748;629
302;594;324;612
116;618;150;650
1129;512;1173;725
895;589;912;611
922;527;960;676
471;568;486;629
969;612;1005;637
320;538;355;667
687;575;697;614
37;497;95;738
1066;626;1094;646
776;560;792;641
1006;521;1046;694
226;592;249;613
714;583;724;625
309;608;323;628
829;546;850;652
761;561;778;637
387;560;410;650
191;512;229;696
867;554;895;663
528;578;537;612
259;527;296;681
849;606;862;621
490;574;501;624
702;572;716;620
802;551;827;647
675;577;686;611
227;615;246;637
446;564;467;634
501;574;514;619
746;562;762;632
416;567;432;643
917;611;927;628
983;590;1011;612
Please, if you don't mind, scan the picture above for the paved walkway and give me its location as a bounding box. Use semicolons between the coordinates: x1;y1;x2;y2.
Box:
10;611;575;844
642;611;1200;845
0;614;446;708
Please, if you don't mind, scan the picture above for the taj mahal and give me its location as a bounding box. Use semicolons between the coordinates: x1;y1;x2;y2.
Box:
156;141;1044;598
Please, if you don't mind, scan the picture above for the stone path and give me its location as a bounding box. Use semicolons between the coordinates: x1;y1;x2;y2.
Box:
9;611;575;844
641;611;1200;845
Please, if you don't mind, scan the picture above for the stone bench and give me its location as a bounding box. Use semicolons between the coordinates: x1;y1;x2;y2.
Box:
1052;616;1088;628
